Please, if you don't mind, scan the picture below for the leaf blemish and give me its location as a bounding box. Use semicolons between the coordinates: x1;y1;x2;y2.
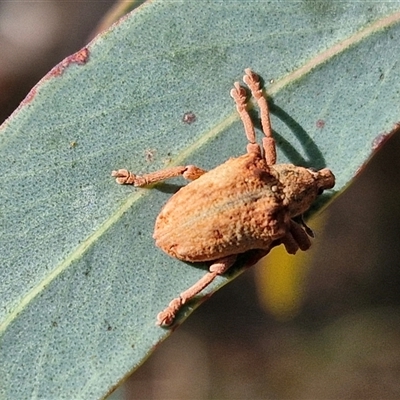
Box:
50;47;90;78
182;112;196;124
372;123;400;151
145;149;156;162
372;132;391;150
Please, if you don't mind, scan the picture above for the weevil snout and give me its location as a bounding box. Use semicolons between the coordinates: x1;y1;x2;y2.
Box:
273;164;335;218
313;168;335;193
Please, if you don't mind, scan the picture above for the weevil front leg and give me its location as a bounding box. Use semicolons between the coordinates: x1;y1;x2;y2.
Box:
112;165;206;186
230;70;277;165
230;81;260;156
157;254;237;326
243;68;277;166
281;220;312;254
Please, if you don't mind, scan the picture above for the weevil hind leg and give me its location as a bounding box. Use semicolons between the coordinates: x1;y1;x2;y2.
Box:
157;254;237;326
243;69;277;165
112;165;206;186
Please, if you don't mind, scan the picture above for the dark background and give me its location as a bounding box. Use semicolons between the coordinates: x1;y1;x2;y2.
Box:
2;2;399;399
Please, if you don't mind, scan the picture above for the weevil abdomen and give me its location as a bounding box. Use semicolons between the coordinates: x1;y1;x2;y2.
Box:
153;152;287;262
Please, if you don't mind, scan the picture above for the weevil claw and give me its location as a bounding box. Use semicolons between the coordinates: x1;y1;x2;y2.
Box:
111;169;138;185
156;311;174;327
156;298;183;326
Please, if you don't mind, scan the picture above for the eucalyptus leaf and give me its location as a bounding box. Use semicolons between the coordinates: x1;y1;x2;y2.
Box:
1;1;400;398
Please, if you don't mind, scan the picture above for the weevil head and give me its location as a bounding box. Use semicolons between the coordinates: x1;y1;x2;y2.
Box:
272;164;335;218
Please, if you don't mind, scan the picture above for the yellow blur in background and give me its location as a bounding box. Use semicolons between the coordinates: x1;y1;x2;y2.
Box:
256;214;323;320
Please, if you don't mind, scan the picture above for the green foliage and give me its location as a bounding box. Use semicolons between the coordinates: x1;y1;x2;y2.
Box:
1;1;400;398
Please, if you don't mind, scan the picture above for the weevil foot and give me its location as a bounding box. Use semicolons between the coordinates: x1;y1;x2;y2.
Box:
243;68;263;99
112;169;147;186
156;297;183;326
230;82;247;111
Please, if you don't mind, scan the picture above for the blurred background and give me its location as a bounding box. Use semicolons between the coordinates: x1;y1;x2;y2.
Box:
1;1;400;399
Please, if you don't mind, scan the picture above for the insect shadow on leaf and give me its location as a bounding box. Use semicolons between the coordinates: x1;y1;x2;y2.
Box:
269;102;327;169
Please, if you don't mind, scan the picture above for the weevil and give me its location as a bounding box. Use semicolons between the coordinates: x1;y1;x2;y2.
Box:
112;69;335;326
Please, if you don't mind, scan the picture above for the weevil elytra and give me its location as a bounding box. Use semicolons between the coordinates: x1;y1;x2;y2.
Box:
112;69;335;326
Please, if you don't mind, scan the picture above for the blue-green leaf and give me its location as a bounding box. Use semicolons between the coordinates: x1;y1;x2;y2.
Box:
1;1;400;398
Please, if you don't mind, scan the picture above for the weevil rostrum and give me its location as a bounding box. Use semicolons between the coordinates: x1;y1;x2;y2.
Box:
112;69;335;326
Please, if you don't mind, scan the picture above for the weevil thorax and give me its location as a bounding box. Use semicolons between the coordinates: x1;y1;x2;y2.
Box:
272;164;335;218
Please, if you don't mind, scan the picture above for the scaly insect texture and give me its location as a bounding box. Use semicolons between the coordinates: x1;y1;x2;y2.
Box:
112;69;335;326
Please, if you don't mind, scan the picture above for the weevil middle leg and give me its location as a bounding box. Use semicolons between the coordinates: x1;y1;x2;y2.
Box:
112;165;206;186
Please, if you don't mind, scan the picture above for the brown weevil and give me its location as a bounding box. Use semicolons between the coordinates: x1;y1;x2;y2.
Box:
112;69;335;326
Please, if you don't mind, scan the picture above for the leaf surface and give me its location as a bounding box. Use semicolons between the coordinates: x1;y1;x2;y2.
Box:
1;1;400;398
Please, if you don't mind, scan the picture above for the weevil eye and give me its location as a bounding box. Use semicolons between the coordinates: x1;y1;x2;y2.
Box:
317;188;324;195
